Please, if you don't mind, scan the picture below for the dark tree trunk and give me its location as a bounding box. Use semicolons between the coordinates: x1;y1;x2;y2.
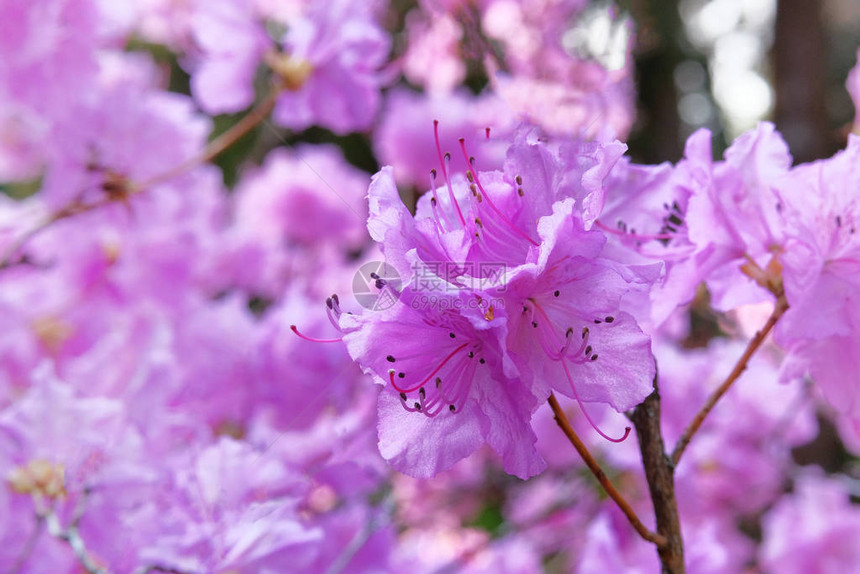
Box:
628;0;685;164
773;0;834;163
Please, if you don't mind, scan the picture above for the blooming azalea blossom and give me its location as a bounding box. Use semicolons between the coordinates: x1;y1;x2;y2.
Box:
4;2;860;571
772;136;860;419
190;0;389;133
328;125;657;478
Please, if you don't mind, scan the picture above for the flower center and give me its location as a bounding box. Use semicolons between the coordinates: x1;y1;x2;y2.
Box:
266;52;314;91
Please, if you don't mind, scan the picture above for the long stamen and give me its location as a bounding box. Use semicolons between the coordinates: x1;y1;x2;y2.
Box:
388;343;469;394
325;306;341;331
561;358;630;443
465;181;481;214
529;310;565;359
370;272;402;300
421;389;446;416
443;152;466;223
530;301;590;362
433;120;466;227
523;303;576;366
290;325;343;343
434;355;469;403
458;139;538;247
418;358;470;417
556;327;579;359
471;215;524;261
399;392;421;413
473;227;522;262
417;387;432;415
418;382;452;418
476;202;534;248
429;169;449;231
523;302;628;441
328;293;344;317
434;357;473;413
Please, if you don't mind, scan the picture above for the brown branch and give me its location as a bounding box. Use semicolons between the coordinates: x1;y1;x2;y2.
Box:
630;385;685;574
548;392;667;547
134;83;282;192
671;294;789;466
0;201;94;271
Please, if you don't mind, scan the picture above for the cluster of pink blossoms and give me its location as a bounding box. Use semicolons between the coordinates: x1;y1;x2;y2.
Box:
1;0;860;572
339;127;655;478
338;116;860;478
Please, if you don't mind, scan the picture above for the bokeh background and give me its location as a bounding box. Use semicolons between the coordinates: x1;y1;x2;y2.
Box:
2;0;860;572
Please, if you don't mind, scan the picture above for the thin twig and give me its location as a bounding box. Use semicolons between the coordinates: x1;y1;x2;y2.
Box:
548;392;667;547
671;294;789;465
0;202;88;270
134;83;283;192
0;84;283;271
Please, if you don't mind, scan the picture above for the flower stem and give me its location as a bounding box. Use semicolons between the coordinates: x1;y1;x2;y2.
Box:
548;392;667;547
133;83;283;192
671;294;789;466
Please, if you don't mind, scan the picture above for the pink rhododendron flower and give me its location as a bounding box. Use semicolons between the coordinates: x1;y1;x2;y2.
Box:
761;472;860;574
0;0;99;117
271;0;390;133
344;287;544;478
137;437;321;573
41;80;210;209
483;1;635;139
233;145;369;249
188;0;272;114
772;135;860;418
222;144;370;297
375;88;512;188
687;122;791;311
4;2;860;571
598;123;792;324
0;0;101;181
502;198;655;418
596;134;704;324
334;127;656;478
402;9;466;93
190;0;389;134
